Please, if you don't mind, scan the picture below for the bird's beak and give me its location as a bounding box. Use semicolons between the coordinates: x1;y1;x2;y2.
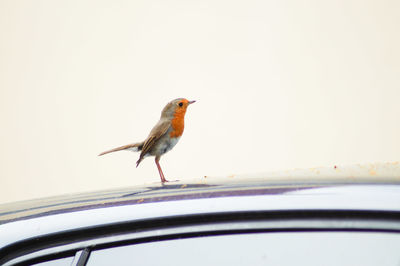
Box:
188;100;196;105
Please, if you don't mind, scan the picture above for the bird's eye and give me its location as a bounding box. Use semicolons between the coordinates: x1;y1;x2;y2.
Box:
178;102;183;107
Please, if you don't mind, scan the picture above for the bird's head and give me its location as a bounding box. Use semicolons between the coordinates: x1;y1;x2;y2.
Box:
161;98;196;119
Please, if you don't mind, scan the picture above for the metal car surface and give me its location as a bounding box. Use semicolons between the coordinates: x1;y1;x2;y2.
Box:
1;176;400;265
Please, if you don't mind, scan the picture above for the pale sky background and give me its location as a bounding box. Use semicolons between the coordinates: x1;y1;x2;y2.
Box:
1;0;399;204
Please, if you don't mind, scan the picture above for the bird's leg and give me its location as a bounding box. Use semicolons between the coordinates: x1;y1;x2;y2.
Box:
155;157;168;183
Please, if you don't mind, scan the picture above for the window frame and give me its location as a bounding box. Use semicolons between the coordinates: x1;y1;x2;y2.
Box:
3;210;400;266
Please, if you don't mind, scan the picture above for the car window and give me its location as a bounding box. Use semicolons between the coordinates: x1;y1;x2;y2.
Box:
87;232;400;266
33;256;74;266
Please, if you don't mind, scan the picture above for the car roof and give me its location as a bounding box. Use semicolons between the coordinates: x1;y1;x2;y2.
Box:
1;175;400;255
1;175;400;225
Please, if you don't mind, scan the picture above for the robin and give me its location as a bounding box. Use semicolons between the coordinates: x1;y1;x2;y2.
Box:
99;98;196;183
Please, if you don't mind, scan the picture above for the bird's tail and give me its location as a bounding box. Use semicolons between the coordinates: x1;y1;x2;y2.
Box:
98;142;144;156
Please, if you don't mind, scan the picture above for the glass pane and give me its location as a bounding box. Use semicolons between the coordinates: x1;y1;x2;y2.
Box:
33;256;74;266
87;232;400;266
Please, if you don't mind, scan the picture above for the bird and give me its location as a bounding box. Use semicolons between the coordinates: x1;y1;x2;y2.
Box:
98;98;196;183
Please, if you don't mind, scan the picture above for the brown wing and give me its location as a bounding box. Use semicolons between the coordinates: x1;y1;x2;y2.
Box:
136;119;171;166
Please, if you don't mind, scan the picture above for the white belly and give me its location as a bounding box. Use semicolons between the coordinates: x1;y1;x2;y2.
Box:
160;137;180;155
150;136;181;157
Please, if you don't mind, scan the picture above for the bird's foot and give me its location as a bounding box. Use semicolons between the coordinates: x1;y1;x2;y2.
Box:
161;179;180;184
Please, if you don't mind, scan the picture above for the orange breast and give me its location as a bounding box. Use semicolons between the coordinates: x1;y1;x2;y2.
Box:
170;114;185;138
